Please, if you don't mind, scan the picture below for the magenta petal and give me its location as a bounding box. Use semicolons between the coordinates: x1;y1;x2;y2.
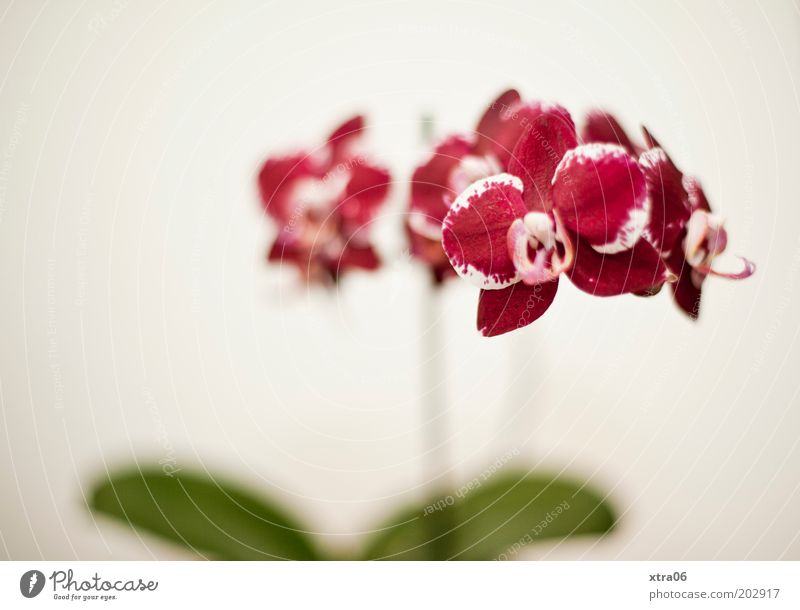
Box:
441;174;527;288
641;125;663;151
339;163;390;234
672;263;702;319
474;89;522;162
568;235;673;297
507;107;578;212
684;176;712;212
267;239;320;282
406;222;453;280
663;239;701;319
258;152;318;221
582;110;639;156
268;238;305;265
336;243;381;271
409;134;474;233
696;256;756;280
345;163;390;206
477;280;558;337
639;148;691;254
552;144;648;253
326;115;365;162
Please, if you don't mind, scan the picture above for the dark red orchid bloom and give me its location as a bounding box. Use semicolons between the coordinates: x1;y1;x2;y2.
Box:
408;89;535;284
441;105;673;337
258;115;391;284
583;111;755;319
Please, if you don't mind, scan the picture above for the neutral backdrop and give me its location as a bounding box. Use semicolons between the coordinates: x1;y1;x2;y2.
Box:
0;0;798;560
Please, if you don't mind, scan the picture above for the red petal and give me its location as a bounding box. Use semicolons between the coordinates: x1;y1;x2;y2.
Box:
552;144;648;253
326;115;365;162
473;89;522;163
339;163;390;235
661;233;700;319
641;125;663;151
477;280;558;337
257;152;319;221
409;134;474;235
441;174;527;288
582;110;639;155
568;234;673;297
507;106;578;212
684;176;712;212
672;262;702;319
345;163;390;206
267;238;308;266
696;257;756;280
639;148;691;254
336;243;381;271
406;222;452;278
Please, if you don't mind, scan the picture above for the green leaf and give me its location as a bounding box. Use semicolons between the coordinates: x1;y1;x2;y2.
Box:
90;468;320;560
362;471;616;560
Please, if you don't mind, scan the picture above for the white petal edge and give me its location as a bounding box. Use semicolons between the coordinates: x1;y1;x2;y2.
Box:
552;143;630;182
448;172;523;214
443;172;524;289
591;196;650;254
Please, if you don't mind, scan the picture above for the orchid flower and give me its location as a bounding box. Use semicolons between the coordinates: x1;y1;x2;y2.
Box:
408;90;530;283
258;115;391;284
583;111;755;318
441;104;672;337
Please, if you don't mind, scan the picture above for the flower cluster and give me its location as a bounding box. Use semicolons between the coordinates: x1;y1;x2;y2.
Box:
258;115;390;284
257;93;754;335
436;94;754;336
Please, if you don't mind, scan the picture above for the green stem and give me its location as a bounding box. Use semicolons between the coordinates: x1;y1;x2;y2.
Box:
418;113;454;560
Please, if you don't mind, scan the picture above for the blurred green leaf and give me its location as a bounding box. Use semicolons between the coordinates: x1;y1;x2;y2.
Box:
362;471;616;560
90;468;320;560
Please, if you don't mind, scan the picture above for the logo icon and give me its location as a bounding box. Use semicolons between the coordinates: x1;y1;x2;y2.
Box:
20;570;45;598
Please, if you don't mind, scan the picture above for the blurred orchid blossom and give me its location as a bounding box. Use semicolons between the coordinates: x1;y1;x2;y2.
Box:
258;115;391;284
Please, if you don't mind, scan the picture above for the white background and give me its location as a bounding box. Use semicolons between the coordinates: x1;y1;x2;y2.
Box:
0;0;798;560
